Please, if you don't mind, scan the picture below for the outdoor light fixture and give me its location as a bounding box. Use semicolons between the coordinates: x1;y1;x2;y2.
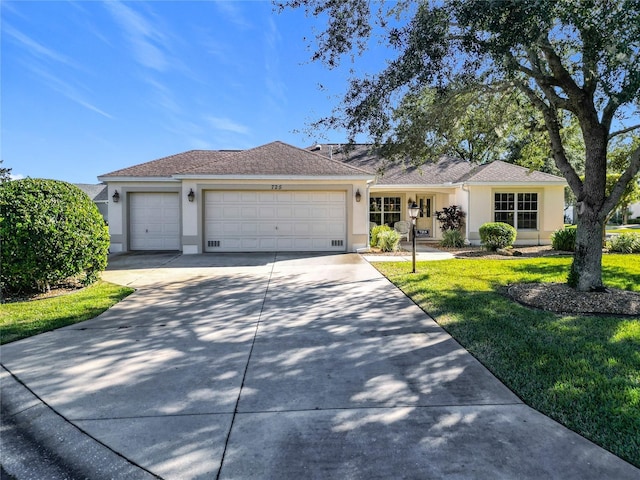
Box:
408;201;420;273
112;190;120;203
355;189;362;202
187;188;195;202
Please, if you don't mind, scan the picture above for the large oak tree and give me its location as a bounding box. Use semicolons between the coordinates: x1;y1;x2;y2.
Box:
281;0;640;291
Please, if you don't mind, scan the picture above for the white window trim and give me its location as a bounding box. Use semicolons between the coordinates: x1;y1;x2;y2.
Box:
493;191;540;231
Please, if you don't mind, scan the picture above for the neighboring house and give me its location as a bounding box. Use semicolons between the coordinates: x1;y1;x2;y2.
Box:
98;141;567;254
75;183;108;223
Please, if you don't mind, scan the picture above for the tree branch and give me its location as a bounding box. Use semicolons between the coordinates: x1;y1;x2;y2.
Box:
537;35;584;100
601;147;640;217
608;124;640;140
513;80;583;197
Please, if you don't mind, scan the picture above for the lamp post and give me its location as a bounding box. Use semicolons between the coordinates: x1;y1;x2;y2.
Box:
408;201;420;273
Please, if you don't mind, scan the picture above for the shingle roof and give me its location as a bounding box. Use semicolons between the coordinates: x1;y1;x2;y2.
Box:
310;144;474;184
100;150;237;177
75;183;108;201
459;161;566;183
181;141;373;176
100;142;373;179
99;141;566;185
311;144;565;185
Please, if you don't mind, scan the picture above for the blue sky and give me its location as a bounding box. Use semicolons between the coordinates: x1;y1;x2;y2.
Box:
1;1;384;183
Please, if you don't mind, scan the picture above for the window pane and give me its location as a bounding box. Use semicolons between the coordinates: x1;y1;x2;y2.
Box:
370;213;382;225
495;212;514;225
518;212;537;229
370;197;382;212
385;212;401;225
384;197;401;212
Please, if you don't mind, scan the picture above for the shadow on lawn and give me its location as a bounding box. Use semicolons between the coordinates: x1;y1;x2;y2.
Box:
413;285;640;467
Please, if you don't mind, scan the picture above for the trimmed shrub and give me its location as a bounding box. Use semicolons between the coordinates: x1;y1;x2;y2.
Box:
440;229;465;248
607;232;640;253
551;226;577;251
479;222;517;251
377;229;401;252
370;224;392;247
0;179;110;293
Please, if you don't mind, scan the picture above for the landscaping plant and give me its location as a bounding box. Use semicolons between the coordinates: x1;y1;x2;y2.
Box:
607;232;640;253
551;226;577;251
479;222;517;251
370;224;392;247
0;179;110;294
376;229;401;252
440;229;465;248
435;205;466;232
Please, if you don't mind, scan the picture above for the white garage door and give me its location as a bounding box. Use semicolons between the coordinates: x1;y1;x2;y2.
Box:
205;190;346;252
129;192;181;250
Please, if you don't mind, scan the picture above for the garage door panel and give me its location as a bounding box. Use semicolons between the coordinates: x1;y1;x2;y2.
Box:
130;193;180;251
205;190;346;252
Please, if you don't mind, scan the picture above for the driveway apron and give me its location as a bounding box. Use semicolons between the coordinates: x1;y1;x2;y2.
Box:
1;253;637;480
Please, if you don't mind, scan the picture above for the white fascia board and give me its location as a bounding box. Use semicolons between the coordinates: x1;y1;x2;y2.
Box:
371;183;463;190
172;174;375;181
97;176;180;183
463;181;567;187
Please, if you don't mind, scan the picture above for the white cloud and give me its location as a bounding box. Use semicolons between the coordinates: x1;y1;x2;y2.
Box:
213;2;253;30
3;23;77;68
103;1;169;72
26;64;114;119
10;173;25;180
205;116;250;135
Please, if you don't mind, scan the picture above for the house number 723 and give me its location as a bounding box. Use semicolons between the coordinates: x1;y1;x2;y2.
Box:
271;184;283;190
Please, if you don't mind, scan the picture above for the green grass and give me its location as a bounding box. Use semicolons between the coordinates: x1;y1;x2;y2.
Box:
0;281;134;345
375;254;640;467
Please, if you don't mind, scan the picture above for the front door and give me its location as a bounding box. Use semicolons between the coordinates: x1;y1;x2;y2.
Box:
416;196;434;238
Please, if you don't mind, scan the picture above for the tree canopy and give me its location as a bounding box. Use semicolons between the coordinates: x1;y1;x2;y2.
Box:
281;0;640;291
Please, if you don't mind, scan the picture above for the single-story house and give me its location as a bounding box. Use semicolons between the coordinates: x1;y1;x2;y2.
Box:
98;141;567;254
75;183;108;223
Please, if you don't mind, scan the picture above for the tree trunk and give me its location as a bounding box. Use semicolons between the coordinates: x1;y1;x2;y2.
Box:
572;202;605;292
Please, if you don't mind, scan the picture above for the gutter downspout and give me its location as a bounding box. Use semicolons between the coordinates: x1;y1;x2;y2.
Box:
462;183;471;245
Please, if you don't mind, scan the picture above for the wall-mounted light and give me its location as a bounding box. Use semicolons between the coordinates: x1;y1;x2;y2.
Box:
187;188;195;202
407;197;414;205
355;189;362;202
112;190;120;203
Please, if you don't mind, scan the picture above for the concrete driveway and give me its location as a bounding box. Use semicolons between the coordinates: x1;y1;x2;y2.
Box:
1;253;637;479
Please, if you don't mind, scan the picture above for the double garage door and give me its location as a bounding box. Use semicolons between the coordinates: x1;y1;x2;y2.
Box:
205;190;346;252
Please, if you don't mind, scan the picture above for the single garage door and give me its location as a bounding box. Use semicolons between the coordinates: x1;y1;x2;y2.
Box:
129;192;180;250
205;190;346;252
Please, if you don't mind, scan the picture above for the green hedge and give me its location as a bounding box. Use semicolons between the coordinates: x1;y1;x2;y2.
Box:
0;179;110;293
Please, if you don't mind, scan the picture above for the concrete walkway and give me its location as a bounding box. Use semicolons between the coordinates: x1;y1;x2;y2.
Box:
1;253;638;479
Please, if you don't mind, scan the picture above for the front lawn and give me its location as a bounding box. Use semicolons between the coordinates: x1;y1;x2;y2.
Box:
0;281;134;344
375;255;640;467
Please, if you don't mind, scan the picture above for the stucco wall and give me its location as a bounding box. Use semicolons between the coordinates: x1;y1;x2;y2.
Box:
466;184;565;246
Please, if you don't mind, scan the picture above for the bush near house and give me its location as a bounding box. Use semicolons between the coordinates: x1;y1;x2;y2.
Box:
436;205;466;248
551;226;577;251
0;179;110;294
370;224;390;247
435;205;466;232
440;229;465;248
377;229;401;252
479;222;517;250
607;232;640;253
